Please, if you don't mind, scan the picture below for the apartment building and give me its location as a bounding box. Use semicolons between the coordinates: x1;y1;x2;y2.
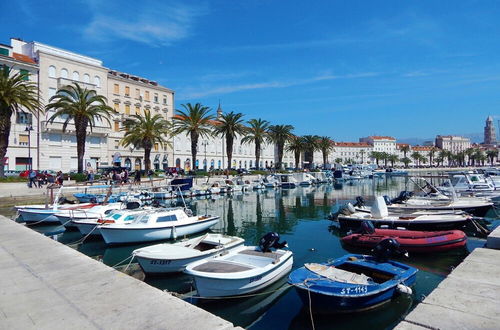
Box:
0;41;39;171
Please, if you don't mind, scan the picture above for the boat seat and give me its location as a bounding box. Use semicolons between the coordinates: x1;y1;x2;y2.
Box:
305;263;372;285
192;261;252;273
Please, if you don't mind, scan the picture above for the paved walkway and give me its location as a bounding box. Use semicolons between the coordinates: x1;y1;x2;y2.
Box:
0;216;240;330
395;247;500;329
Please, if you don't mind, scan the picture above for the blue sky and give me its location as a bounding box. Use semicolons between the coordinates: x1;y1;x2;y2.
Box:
2;0;500;141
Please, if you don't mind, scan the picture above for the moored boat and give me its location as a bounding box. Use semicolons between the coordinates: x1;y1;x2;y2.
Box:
341;222;467;253
99;207;219;244
133;233;245;274
184;233;292;297
288;253;417;313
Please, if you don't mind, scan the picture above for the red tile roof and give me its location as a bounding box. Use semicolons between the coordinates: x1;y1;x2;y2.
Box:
335;142;371;147
369;136;395;140
411;145;433;151
12;52;36;64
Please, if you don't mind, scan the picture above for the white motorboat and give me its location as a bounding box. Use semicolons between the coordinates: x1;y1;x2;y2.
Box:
99;208;220;244
387;190;493;217
225;179;243;192
55;202;130;228
293;173;316;186
208;182;222;194
335;197;473;231
263;175;279;188
235;178;251;191
16;203;96;224
133;233;245;274
248;177;265;190
72;208;146;236
184;242;293;297
276;174;298;188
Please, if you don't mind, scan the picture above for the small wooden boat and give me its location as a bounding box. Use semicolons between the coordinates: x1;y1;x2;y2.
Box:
184;233;292;297
288;254;417;313
341;224;467;253
133;234;245;274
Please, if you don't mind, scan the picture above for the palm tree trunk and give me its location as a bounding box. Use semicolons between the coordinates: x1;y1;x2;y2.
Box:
190;131;198;171
322;152;327;169
294;151;300;169
277;142;284;169
0;111;11;177
144;147;151;171
75;118;88;173
255;141;260;170
226;135;233;170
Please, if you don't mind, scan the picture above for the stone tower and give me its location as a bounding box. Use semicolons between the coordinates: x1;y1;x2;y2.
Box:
216;101;223;119
484;116;497;145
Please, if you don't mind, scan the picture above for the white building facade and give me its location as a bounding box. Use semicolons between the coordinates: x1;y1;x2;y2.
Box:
435;135;471;153
0;42;39;171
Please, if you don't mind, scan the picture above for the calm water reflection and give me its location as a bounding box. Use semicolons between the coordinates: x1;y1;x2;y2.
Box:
9;176;500;330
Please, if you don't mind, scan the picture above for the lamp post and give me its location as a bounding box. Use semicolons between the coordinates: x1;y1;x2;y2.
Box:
25;125;33;170
201;140;208;171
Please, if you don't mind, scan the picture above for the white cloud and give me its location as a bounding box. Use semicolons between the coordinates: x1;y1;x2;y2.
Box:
83;1;208;46
178;72;378;99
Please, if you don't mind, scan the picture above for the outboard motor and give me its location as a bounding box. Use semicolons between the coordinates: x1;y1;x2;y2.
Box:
391;191;413;204
360;220;375;234
259;232;288;252
126;201;141;210
353;196;365;208
58;197;76;204
371;238;406;262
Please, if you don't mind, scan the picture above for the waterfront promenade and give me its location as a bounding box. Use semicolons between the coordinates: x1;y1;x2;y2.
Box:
0;215;239;330
396;246;500;329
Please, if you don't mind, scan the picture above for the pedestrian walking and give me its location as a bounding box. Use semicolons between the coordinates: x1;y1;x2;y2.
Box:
134;170;141;185
28;170;36;188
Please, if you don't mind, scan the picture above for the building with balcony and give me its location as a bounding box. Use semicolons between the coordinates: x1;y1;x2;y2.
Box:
435;135;471;153
0;41;39;171
107;70;174;171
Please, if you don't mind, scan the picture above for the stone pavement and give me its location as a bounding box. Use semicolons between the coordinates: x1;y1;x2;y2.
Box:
395;247;500;330
0;216;240;330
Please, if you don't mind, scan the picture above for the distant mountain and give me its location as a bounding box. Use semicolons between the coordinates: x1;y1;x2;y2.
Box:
397;137;433;146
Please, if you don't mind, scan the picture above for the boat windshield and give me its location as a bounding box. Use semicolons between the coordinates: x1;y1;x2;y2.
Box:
134;214;150;224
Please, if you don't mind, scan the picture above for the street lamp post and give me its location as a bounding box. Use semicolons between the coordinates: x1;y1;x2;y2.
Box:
201;140;208;171
25;125;33;170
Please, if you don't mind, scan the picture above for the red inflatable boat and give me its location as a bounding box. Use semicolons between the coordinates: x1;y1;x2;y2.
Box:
342;228;467;253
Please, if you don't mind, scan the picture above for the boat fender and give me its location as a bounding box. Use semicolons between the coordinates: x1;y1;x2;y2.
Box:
172;226;177;240
396;227;407;230
383;195;392;205
360;221;375;234
347;203;356;214
396;284;412;295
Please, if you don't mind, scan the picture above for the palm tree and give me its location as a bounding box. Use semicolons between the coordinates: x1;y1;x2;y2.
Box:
241;118;269;170
400;157;411;167
465;148;475;166
486;149;498;166
474;149;486;166
317;136;334;169
212;111;246;170
172;103;214;171
387;154;399;167
370;151;383;166
0;67;41;177
360;149;366;164
334;158;343;164
428;147;437;166
301;135;320;168
287;135;305;169
121;112;170;171
380;152;390;167
268;124;294;169
438;150;448;167
411;151;422;167
400;145;410;168
47;83;112;173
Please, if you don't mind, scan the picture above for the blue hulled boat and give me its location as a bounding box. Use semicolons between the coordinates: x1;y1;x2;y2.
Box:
288;254;417;313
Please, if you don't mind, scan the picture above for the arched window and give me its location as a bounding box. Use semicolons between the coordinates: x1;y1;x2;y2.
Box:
60;68;68;79
72;71;79;81
94;76;101;87
175;158;181;168
83;74;90;83
218;160;222;169
244;161;247;168
48;66;56;78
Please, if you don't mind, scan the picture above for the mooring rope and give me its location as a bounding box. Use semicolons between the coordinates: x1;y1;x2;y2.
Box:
167;283;292;300
66;224;100;246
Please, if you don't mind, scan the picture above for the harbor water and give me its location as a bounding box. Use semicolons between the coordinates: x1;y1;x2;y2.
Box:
3;176;499;329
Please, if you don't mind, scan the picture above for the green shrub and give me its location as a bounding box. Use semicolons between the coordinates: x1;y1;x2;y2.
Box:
0;176;27;182
70;173;88;182
250;170;268;175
